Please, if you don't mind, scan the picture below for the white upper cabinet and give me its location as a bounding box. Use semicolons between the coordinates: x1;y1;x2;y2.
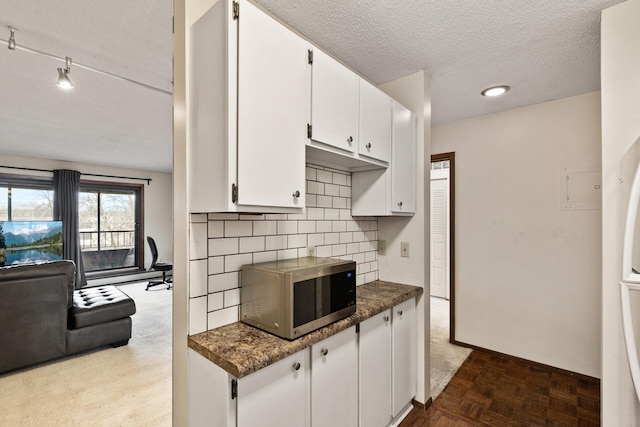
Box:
189;0;307;213
309;48;358;154
351;101;416;216
236;0;307;209
359;79;392;163
391;101;417;214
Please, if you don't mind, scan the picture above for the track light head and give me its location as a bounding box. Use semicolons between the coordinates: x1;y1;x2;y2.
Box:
56;57;73;89
8;26;16;50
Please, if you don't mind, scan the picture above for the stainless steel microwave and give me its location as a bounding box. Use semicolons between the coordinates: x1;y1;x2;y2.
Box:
240;257;356;340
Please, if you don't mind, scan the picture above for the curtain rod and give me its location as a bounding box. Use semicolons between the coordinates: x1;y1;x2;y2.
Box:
0;165;152;185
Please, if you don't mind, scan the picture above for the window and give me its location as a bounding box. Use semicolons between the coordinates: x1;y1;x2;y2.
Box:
0;175;144;275
79;184;143;273
0;182;54;221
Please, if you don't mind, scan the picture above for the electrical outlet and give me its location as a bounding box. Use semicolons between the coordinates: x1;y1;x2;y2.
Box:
307;246;315;257
378;240;386;256
401;241;410;258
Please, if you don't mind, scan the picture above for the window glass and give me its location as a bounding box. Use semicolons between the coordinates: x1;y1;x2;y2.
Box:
10;188;54;221
79;191;99;250
0;176;143;274
80;188;139;272
0;187;7;221
99;192;136;251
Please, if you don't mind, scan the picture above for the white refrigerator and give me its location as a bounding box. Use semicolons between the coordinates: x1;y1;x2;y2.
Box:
620;135;640;401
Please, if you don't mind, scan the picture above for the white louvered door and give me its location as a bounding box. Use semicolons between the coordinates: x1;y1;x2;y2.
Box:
430;168;450;299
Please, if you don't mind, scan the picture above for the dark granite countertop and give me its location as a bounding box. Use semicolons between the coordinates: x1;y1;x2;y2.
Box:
188;280;423;378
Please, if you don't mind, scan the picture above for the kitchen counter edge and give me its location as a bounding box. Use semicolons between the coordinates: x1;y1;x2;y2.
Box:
188;280;423;378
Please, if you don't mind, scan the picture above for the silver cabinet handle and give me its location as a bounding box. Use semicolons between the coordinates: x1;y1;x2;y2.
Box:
320;348;328;356
383;315;389;322
292;362;301;371
347;136;353;144
366;143;372;149
398;201;403;207
293;190;300;198
398;310;403;316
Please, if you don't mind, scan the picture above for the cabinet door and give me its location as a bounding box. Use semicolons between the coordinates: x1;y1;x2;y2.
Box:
391;298;417;417
188;349;236;427
359;310;392;427
237;0;307;209
310;48;359;153
359;79;392;163
391;102;416;214
237;349;310;427
311;326;358;427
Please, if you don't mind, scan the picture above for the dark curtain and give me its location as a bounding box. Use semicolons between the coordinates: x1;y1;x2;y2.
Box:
53;169;86;289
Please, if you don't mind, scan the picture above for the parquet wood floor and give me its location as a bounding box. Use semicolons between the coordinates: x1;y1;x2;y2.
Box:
400;350;600;426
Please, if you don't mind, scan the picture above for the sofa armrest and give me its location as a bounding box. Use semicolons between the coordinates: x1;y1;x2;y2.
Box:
0;274;68;373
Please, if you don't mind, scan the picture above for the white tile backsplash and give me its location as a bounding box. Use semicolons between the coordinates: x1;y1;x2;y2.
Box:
189;222;208;260
189;296;207;335
188;164;378;333
189;259;208;298
207;292;224;312
208;237;238;257
225;220;253;237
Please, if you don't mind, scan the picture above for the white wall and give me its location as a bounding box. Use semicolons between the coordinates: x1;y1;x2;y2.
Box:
601;0;640;424
432;92;602;377
0;153;173;271
378;70;431;403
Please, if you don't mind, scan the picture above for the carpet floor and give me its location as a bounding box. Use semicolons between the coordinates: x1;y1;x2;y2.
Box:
431;296;472;399
0;281;172;427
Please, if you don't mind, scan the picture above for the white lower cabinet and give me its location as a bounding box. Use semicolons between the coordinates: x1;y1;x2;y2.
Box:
237;349;310;427
188;299;415;427
359;309;392;427
391;298;417;418
359;299;417;426
188;348;310;427
311;326;358;427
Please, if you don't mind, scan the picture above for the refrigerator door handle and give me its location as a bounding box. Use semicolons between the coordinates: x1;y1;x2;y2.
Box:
620;281;640;402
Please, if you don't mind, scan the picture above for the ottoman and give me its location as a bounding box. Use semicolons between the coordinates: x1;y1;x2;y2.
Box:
65;285;137;354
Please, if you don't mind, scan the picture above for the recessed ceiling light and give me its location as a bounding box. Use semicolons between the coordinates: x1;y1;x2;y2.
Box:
481;85;510;97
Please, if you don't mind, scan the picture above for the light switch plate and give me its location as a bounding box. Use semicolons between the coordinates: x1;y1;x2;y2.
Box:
401;241;409;258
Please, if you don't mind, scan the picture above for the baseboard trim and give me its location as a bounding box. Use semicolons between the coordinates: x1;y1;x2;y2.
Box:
452;340;600;384
412;397;433;412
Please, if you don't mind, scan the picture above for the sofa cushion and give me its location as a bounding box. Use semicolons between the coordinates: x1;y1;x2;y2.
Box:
71;286;136;329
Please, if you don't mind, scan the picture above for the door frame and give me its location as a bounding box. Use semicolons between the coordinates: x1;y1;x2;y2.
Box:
431;152;456;342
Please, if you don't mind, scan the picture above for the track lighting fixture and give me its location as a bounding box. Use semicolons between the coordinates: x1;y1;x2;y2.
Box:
2;25;170;95
56;57;74;89
7;26;16;50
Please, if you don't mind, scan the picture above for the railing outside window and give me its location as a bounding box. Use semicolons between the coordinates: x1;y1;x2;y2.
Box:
79;230;136;251
80;229;137;272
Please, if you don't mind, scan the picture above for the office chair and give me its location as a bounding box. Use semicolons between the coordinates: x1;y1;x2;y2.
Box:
146;236;173;290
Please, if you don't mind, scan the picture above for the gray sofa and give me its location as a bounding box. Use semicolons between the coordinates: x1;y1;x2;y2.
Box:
0;260;136;374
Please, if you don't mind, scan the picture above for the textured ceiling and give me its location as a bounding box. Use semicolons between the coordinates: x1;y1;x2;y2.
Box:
0;0;624;173
0;1;173;172
255;0;623;124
